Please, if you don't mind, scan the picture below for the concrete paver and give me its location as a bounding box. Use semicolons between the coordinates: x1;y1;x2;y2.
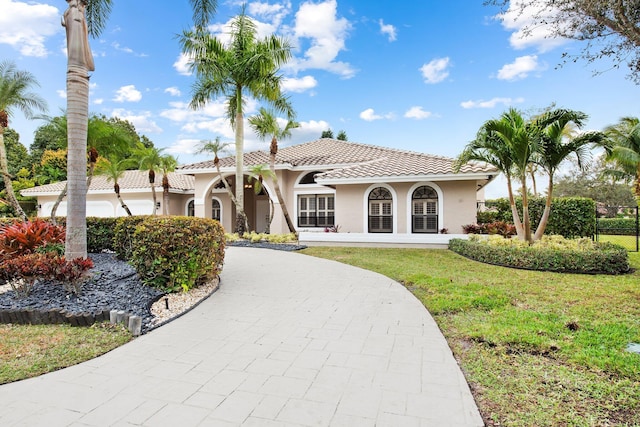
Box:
0;247;483;426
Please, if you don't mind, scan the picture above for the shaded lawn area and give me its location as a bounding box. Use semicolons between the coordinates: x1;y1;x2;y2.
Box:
301;247;640;427
0;323;131;385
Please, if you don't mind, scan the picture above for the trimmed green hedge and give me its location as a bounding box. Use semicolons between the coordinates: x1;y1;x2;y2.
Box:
597;218;637;236
483;197;596;238
124;216;226;292
449;236;630;275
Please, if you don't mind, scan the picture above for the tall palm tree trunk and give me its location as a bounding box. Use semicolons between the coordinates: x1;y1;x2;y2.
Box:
0;128;26;221
162;175;170;215
506;177;524;239
521;178;532;243
234;108;248;232
533;178;554;241
65;65;89;259
148;170;157;215
50;183;68;223
270;138;295;233
114;183;132;216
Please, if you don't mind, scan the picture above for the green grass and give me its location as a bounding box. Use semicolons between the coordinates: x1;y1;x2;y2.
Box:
598;234;639;251
0;322;132;385
301;247;640;426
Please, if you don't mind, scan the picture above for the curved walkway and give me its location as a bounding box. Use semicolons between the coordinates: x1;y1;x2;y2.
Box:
0;247;483;427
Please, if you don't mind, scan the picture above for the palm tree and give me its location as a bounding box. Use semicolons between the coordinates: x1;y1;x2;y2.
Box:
158;154;178;215
604;117;640;205
197;137;249;230
248;164;275;232
63;0;217;258
532;109;605;240
134;144;163;215
456;116;525;240
180;8;294;233
0;61;47;221
248;107;298;233
95;157;132;216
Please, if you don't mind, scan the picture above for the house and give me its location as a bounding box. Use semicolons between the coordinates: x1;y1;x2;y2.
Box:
21;170;194;218
178;139;498;247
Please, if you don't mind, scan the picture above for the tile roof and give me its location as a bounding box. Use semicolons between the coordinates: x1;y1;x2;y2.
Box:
21;171;194;195
179;138;497;180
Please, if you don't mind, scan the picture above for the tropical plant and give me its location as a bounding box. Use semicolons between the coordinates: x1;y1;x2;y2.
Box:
0;61;47;221
197;137;249;229
62;0;217;259
248;107;298;233
158;154;178;215
134;144;164;215
603;117;640;205
532;109;604;240
95;157;132;216
180;7;294;233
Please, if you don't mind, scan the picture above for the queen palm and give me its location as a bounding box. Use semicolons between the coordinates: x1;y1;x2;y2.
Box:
158;154;178;215
532;109;604;240
0;61;47;221
180;8;294;233
197;137;249;230
249;107;298;233
604;117;640;205
63;0;217;258
95;156;132;216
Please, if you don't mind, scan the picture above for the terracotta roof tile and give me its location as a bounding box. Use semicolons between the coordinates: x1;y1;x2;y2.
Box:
21;171;194;195
179;139;497;179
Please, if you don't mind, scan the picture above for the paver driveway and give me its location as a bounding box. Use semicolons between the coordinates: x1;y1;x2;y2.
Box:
0;247;483;426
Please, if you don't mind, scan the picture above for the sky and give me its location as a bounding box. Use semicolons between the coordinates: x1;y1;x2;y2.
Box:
1;0;638;198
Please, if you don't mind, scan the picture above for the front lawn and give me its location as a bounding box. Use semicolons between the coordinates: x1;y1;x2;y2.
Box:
301;247;640;426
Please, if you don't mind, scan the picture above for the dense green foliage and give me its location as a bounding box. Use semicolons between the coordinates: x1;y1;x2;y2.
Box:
112;215;149;260
597;217;638;236
483;197;596;237
449;235;629;274
123;216;225;292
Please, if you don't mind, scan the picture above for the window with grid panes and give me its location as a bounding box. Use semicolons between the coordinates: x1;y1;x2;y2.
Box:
368;187;393;233
298;194;334;227
412;186;438;233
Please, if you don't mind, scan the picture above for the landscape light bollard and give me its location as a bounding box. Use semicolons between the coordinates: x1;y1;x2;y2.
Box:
165;298;169;310
128;315;142;336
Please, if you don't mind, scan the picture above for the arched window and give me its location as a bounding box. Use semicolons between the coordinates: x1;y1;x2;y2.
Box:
187;200;195;217
412;186;438;233
368;187;393;233
212;199;221;221
298;171;323;185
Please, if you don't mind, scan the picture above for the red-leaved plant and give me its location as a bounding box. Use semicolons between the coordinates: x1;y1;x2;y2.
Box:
0;252;93;297
0;219;65;259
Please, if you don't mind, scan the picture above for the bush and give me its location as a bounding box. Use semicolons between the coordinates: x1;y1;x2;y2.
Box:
449;235;630;275
127;216;225;292
113;216;150;260
483;197;596;238
597;217;637;236
86;217;119;252
0;219;65;259
462;221;516;237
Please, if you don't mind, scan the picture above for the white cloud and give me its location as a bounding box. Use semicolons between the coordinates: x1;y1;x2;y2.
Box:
497;55;543;80
57;90;66;99
404;106;432;120
0;0;60;57
173;53;192;76
282;75;317;93
359;108;394;122
113;85;142;103
499;0;570;52
110;108;162;133
165;138;202;156
379;19;397;42
248;1;292;28
290;0;355;78
460;97;525;109
420;57;450;84
164;87;182;97
93;98;104;105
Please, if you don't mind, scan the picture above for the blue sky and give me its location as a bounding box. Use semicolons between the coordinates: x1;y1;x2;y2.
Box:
1;0;638;198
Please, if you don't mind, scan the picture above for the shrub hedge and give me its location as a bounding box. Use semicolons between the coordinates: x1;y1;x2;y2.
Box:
449;235;630;275
113;216;150;260
597;218;637;236
482;197;596;238
125;216;225;292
